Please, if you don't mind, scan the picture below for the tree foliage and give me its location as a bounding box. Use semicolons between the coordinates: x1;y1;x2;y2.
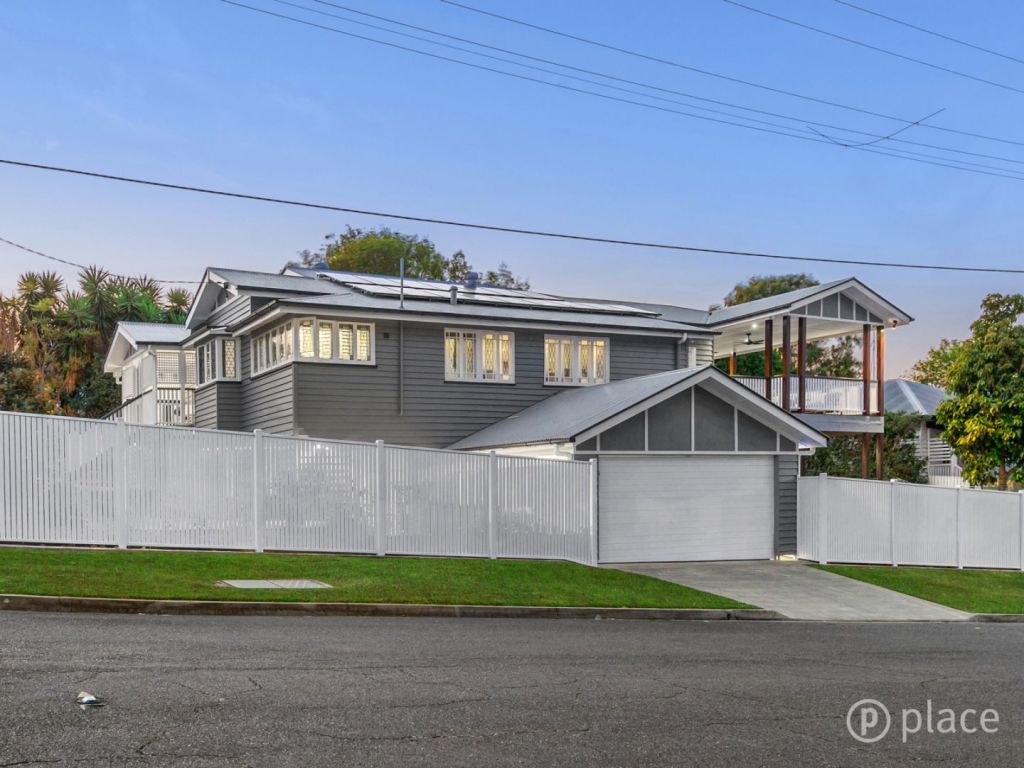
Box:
936;293;1024;490
293;227;530;288
907;338;965;389
0;269;191;417
802;410;927;483
715;273;861;378
720;273;817;307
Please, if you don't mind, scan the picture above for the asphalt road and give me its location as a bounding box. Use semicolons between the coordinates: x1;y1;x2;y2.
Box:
2;613;1024;767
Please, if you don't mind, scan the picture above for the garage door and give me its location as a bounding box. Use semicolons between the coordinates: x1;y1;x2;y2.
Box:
598;455;774;563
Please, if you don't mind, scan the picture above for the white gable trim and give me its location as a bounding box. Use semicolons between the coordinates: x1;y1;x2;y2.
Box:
573;367;827;448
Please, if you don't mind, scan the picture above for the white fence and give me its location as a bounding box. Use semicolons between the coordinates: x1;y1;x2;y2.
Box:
0;411;596;564
798;474;1024;569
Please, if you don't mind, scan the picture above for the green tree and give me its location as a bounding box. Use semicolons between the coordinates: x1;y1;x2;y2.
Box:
0;351;56;413
715;273;860;377
936;293;1024;490
720;273;818;306
483;262;531;290
803;411;927;482
0;268;191;417
293;227;528;287
907;338;964;389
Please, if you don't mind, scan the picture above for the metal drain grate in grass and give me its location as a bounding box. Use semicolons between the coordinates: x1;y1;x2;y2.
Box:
217;579;332;589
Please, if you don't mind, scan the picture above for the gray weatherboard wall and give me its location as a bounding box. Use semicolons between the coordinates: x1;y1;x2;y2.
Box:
774;455;799;556
289;321;702;448
194;382;244;432
198;337;293;434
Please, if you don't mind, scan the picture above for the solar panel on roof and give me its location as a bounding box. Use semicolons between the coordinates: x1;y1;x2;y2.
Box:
324;273;659;316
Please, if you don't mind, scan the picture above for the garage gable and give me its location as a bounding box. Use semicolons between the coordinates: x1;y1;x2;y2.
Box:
576;383;805;455
449;365;826;453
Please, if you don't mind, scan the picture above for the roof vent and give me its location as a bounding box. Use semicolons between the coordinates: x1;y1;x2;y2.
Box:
449;285;458;305
464;271;480;291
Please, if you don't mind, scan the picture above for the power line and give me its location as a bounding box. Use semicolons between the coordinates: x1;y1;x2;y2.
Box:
3;157;1024;275
439;0;1024;149
221;1;1024;182
721;0;1024;96
0;236;201;284
808;107;944;148
833;0;1024;67
298;1;1024;171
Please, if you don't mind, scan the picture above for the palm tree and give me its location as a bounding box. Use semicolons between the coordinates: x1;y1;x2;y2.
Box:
4;267;192;416
164;288;192;324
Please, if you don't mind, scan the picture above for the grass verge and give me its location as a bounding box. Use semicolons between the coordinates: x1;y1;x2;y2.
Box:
0;546;749;609
817;564;1024;614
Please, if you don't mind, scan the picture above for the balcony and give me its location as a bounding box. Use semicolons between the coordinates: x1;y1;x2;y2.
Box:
734;375;878;415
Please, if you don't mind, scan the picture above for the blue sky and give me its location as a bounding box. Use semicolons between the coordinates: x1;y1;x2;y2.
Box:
2;0;1023;374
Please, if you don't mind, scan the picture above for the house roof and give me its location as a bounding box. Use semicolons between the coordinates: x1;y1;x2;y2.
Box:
274;291;710;333
103;321;189;374
885;379;949;417
184;267;912;342
115;321;190;345
449;365;827;451
705;277;913;326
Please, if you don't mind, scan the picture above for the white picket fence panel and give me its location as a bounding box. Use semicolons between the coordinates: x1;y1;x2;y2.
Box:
0;411;595;564
798;474;1024;570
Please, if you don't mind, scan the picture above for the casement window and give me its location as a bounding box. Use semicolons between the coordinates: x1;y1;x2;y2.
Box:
297;317;374;364
254;318;374;376
445;329;514;383
251;322;293;376
196;338;238;385
544;335;608;386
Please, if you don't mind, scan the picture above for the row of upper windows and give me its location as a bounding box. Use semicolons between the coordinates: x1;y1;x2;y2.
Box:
204;319;615;387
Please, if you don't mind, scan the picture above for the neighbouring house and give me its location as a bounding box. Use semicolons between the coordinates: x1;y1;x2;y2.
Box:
884;378;961;487
103;322;196;427
103;267;912;561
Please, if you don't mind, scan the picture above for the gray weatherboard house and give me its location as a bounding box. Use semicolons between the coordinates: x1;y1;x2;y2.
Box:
104;266;912;562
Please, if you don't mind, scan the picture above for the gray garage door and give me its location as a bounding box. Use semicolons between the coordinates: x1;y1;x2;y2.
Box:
598;455;774;563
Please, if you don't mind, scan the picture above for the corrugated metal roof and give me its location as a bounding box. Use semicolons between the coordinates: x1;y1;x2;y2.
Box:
450;368;705;450
208;268;346;294
885;379;949;416
705;279;849;325
280;291;708;332
199;267;909;334
116;321;189;344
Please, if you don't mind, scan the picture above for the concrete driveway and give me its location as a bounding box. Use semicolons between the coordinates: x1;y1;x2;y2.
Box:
616;560;971;621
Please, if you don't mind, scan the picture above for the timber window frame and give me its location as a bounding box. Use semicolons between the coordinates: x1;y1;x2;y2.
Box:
252;317;375;377
544;335;609;386
196;338;238;386
444;328;515;383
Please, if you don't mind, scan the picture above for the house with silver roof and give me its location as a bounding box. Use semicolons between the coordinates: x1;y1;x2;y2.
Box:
884;378;961;486
103;266;911;561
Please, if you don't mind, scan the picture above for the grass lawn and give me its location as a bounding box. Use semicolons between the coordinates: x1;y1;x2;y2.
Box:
0;546;748;609
818;564;1024;614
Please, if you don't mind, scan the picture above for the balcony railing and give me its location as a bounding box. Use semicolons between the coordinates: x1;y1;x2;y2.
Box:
104;387;195;427
927;464;963;488
734;375;878;415
156;387;195;427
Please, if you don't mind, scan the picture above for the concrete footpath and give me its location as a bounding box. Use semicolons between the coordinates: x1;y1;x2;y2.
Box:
615;560;971;621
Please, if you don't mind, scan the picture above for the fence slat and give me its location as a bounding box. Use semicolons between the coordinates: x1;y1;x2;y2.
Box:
799;474;1022;569
0;411;592;564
